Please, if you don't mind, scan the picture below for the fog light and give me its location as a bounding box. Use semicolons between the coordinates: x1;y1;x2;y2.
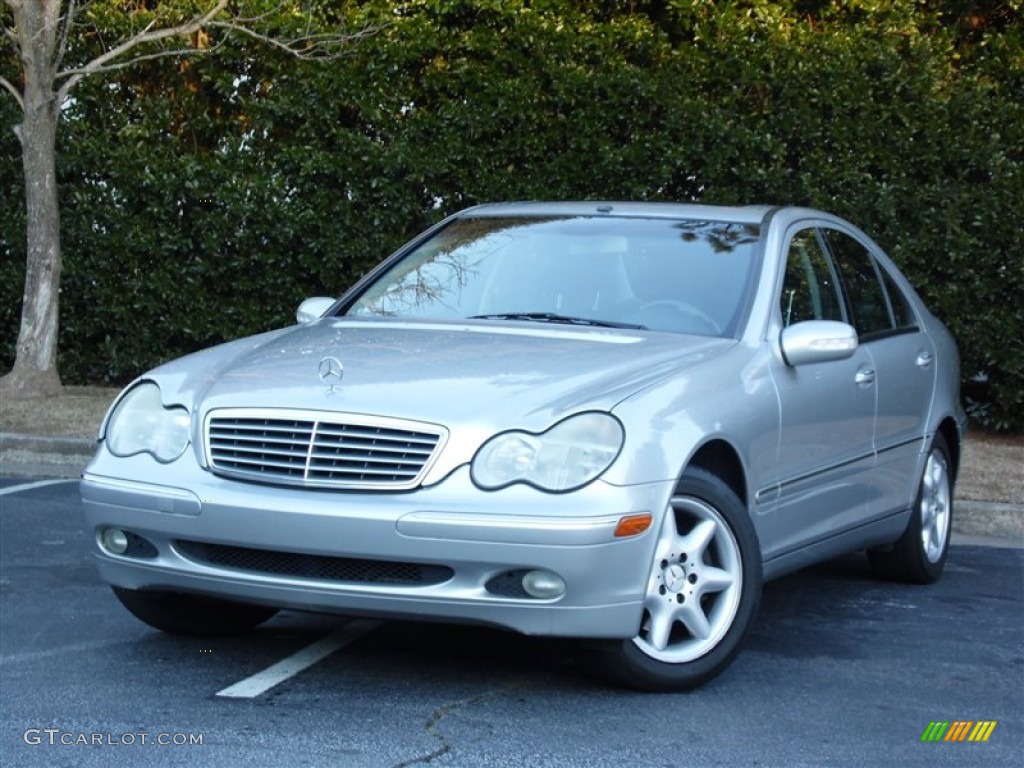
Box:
521;570;566;599
100;527;129;555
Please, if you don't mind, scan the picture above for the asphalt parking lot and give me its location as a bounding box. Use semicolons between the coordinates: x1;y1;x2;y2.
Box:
1;477;1021;767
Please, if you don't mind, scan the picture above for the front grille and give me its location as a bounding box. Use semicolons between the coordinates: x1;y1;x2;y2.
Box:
174;540;454;586
204;409;445;490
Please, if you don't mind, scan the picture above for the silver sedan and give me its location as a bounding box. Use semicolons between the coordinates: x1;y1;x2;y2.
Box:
81;202;965;690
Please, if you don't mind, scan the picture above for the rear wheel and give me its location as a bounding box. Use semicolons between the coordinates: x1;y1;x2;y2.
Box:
112;587;278;636
869;433;953;584
594;468;762;691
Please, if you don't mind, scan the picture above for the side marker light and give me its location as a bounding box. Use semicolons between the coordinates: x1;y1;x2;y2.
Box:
614;514;653;538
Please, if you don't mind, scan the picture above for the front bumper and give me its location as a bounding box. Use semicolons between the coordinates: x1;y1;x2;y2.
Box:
81;457;672;639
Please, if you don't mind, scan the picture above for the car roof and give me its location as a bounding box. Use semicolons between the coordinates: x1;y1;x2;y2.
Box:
455;201;777;225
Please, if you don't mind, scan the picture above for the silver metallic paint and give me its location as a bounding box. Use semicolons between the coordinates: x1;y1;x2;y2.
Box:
81;202;966;641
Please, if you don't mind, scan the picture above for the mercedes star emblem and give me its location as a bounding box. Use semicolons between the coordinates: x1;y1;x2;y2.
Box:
318;356;344;391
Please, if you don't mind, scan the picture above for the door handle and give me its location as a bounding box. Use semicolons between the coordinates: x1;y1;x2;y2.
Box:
855;368;876;386
916;351;934;369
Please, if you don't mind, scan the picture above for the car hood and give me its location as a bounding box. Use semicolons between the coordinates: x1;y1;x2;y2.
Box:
149;318;733;429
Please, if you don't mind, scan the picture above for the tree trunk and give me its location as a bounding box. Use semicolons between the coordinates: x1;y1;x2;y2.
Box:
1;1;361;400
1;0;63;398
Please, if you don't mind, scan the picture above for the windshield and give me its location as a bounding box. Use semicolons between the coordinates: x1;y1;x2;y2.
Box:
344;215;762;337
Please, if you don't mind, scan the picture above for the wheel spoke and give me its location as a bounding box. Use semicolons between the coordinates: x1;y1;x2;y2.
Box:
646;602;675;651
922;462;937;495
650;507;683;563
922;525;934;553
677;518;716;561
920;499;935;528
677;599;712;640
700;565;735;594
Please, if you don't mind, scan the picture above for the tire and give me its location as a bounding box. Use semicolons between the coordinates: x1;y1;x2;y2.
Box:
593;467;762;692
112;586;278;636
869;433;953;584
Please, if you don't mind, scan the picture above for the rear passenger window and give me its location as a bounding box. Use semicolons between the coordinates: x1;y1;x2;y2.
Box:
822;229;893;339
878;266;918;330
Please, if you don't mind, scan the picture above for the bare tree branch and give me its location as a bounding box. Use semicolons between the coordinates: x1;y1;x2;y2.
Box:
206;18;382;60
53;0;77;75
0;72;23;110
58;41;226;80
3;20;18;47
4;0;385;395
55;0;230;104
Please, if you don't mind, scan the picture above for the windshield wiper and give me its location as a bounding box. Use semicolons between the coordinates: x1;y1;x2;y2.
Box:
469;312;646;330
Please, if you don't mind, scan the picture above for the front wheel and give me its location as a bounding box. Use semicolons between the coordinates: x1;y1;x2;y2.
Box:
112;587;278;636
594;468;762;691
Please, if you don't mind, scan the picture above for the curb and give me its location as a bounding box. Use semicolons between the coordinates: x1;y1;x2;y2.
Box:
0;432;96;455
954;500;1024;541
0;432;96;481
1;432;1022;542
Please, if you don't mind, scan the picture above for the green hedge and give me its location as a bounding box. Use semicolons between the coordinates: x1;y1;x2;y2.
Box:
1;0;1021;429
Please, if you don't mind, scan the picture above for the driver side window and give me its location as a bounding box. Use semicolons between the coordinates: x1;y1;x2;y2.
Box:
821;228;894;339
780;229;844;327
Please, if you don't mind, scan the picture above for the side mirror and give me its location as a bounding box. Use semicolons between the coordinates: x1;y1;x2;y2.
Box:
780;320;858;366
295;297;337;325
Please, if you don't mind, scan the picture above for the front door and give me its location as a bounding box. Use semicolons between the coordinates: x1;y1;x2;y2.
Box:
768;226;877;557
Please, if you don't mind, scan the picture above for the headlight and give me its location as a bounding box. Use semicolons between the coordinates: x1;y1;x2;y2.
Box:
471;412;624;492
105;382;191;462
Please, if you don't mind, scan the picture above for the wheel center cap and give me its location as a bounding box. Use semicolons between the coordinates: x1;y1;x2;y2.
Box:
665;563;687;592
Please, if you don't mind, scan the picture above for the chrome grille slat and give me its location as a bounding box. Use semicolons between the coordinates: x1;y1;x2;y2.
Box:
314;427;436;442
209;434;312;447
214;456;308;472
211;443;311;457
210;423;311;434
305;450;430;462
205;410;445;490
310;434;434;450
308;468;418;479
314;442;436;455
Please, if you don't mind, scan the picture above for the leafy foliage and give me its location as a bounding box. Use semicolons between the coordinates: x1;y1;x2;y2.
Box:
1;0;1021;429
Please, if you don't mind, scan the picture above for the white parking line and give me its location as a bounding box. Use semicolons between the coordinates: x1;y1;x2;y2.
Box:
216;619;382;698
0;479;73;496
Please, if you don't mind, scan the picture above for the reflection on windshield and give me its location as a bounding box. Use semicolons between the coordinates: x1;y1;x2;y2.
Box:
346;216;761;337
